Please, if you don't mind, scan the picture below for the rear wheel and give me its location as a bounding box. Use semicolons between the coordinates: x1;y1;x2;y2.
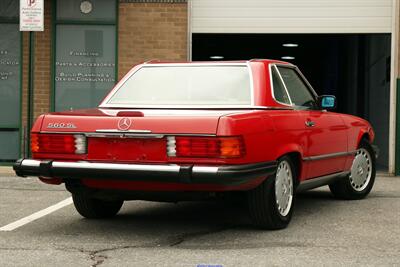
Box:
329;140;376;200
72;194;123;219
247;156;295;229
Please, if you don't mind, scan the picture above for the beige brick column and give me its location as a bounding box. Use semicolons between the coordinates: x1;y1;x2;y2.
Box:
33;0;52;120
118;1;188;79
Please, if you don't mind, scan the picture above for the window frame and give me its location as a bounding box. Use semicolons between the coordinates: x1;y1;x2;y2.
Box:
271;63;319;110
269;64;293;106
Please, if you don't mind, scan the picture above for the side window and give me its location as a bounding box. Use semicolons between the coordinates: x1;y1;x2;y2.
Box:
271;66;291;105
277;67;316;109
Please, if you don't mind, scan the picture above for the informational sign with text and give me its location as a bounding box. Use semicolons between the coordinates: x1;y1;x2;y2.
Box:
20;0;44;31
55;25;116;111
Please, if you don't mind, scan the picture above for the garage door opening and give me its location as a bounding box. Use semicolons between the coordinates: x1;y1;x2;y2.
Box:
193;34;391;170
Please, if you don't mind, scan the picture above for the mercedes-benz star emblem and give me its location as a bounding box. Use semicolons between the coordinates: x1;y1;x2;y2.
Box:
118;118;132;131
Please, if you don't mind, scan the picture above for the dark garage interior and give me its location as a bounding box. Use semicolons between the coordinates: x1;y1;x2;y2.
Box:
193;34;391;170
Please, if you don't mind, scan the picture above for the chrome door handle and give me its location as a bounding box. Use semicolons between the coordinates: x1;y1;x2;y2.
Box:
305;120;315;127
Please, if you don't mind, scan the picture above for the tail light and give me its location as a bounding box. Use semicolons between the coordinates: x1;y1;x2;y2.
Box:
167;136;245;158
31;133;87;154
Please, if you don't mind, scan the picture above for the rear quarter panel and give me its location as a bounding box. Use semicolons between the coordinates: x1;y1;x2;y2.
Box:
217;110;308;179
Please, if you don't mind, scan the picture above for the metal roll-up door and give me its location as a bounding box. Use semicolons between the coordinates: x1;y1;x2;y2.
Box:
191;0;392;34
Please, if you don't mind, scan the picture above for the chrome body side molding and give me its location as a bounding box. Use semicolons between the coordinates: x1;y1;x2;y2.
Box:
303;151;356;161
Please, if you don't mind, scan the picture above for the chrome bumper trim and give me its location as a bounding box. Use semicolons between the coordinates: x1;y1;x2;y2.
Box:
51;161;180;173
14;159;277;186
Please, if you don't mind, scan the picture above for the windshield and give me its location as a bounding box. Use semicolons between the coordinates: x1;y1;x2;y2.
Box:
106;65;252;106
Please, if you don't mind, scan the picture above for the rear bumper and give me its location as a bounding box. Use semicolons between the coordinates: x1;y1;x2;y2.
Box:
13;159;277;186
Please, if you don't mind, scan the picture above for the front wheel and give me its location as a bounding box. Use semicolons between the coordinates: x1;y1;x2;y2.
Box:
72;194;123;219
247;156;296;229
329;140;376;200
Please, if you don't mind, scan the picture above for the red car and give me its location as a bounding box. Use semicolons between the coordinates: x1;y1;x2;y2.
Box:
14;60;377;229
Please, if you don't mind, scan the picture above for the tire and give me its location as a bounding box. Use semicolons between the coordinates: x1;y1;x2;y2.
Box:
247;156;296;229
72;194;123;219
329;140;376;200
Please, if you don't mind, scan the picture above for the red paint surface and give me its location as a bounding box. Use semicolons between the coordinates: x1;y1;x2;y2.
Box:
30;60;374;191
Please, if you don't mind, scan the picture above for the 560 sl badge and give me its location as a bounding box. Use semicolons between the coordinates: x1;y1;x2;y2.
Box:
47;123;77;129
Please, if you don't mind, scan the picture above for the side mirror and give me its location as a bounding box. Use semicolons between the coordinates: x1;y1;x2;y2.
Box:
318;95;336;110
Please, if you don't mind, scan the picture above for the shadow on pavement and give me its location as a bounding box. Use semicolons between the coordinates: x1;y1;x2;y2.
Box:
46;188;342;237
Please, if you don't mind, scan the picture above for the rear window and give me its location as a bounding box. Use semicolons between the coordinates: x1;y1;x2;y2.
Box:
107;65;252;106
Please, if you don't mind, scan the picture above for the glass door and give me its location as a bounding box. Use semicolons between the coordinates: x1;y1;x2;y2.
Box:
0;1;22;163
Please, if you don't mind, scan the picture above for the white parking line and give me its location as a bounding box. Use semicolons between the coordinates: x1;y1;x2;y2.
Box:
0;197;73;231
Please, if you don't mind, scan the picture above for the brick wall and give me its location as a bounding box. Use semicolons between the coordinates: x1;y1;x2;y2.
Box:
118;2;188;79
21;32;29;126
21;32;29;156
33;0;52;119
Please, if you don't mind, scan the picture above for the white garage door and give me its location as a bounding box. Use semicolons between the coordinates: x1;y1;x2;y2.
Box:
191;0;393;33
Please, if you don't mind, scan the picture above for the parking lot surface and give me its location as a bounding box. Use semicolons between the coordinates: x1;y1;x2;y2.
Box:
0;170;399;267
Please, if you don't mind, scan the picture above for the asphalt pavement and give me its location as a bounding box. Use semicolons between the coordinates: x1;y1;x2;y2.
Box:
0;169;399;267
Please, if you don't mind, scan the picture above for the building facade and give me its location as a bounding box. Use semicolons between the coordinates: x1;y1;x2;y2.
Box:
0;0;399;174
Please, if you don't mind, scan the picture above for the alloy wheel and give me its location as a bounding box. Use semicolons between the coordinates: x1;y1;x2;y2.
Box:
275;160;294;217
349;148;372;192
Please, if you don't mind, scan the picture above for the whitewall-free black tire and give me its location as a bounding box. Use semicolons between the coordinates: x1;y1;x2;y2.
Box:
247;156;296;229
72;194;123;219
329;140;376;200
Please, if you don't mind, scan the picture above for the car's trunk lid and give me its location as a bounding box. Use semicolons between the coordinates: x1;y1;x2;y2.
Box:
40;108;246;134
39;108;248;162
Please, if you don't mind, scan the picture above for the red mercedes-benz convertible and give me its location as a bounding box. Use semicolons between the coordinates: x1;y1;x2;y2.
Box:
14;59;377;229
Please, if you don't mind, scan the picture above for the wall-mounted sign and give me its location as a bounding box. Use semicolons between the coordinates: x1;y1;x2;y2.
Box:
55;25;116;111
20;0;44;31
